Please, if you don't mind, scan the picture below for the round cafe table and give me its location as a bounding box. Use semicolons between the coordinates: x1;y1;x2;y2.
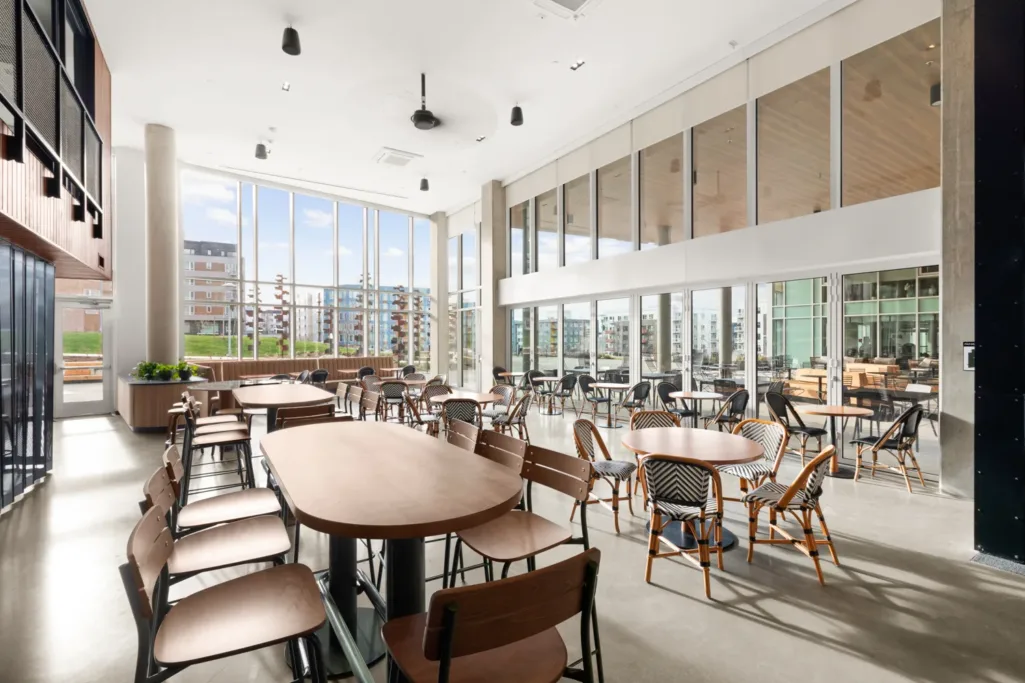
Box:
796;404;874;478
622;427;763;550
232;383;334;433
428;391;499;406
534;376;563;415
669;390;724;428
262;422;523;682
591;382;632;429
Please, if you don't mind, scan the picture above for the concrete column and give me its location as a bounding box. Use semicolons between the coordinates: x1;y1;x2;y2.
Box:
144;125;180;363
655;226;671;372
112;147;148;378
939;0;975;498
481;181;507;383
429;211;448;377
719;287;733;376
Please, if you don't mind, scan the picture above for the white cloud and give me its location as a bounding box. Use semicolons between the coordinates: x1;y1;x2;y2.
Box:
338;245;354;257
302;209;332;228
182;176;235;204
259;241;290;251
384;247;405;258
205;207;237;227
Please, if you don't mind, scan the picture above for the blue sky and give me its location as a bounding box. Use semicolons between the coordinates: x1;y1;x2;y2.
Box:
181;170;431;295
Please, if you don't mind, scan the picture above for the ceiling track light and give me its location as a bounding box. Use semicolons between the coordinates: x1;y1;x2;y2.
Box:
510;105;524;127
420;177;430;192
570;59;586;71
281;81;291;92
475;135;486;142
930;82;942;107
255;143;269;160
282;26;301;56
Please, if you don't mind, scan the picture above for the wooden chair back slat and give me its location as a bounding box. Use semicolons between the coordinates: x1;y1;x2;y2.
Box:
143;466;176;516
126;506;173;620
361;391;380;419
475;430;527;473
162;445;185;493
281;415;355;429
522;445;589;501
447;419;480;453
423;548;600;660
275;402;334;428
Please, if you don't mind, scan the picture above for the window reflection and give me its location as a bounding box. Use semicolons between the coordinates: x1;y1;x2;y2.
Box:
564;175;591;266
510;308;532;373
757;69;830;224
596;298;630;382
536;188;558;271
563;302;592;376
693;106;747;237
842;19;941;206
597;156;632;258
640;134;684;250
510;200;531;276
536;305;558;374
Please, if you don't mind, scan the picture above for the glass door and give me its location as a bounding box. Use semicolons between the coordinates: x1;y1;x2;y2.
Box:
54;301;113;418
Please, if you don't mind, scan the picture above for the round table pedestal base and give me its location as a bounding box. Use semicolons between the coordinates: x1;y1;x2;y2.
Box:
645;521;739;551
826;462;857;479
299;607;387;679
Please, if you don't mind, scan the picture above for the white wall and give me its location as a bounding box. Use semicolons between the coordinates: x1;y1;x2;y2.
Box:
111;147;148;379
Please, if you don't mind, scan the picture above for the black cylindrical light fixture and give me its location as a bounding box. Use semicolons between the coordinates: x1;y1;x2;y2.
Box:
255;143;268;160
930;82;942;107
510;105;524;126
420;177;430;192
282;26;301;56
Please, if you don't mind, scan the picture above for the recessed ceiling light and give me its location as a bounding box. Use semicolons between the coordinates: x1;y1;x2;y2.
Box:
475;135;486;142
570;59;586;71
927;43;937;50
281;81;291;92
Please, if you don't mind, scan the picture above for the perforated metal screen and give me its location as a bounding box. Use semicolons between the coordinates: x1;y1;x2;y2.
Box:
60;78;82;181
0;0;18;106
22;11;57;151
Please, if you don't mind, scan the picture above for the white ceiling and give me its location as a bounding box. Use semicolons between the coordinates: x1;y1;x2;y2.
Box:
85;0;844;215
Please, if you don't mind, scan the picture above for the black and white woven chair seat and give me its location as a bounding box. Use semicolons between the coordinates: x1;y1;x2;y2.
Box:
492;413;519;427
592;459;637;481
717;461;773;481
652;497;719;522
850;437;900;449
481;405;509;419
445;401;480;424
741;481;811;509
418;413;440;423
668;406;696;418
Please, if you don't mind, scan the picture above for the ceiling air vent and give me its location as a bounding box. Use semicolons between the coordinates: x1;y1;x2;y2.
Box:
533;0;605;20
373;147;422;167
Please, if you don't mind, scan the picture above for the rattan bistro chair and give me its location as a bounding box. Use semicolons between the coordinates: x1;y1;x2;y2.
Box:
481;385;516;424
851;405;927;492
765;391;827;465
491;391;533;442
442;398;483;430
629;410;681;502
577;374;611;421
381;549;603;683
642;455;725;599
718;419;789;501
656;381;696;424
703;389;749;432
552;374;579;414
573;419;636;533
743;446;840;585
405;394;441;437
119;507;328;683
380;380;409;422
619;382;651;418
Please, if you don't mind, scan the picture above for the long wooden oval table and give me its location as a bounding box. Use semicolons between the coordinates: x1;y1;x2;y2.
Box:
262;422;523;682
622;427;763;550
232;383;334;433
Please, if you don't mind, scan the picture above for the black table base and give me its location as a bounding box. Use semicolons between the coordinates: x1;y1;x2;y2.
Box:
646;521;739;551
386;538;425;683
314;608;386;679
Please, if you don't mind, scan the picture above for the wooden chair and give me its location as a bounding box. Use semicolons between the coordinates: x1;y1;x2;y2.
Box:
405;394;441;437
850;405;927;492
447;419;480;453
743;446;840;585
381;380;408;422
280;414;355;429
178;400;254;502
572;419;636;533
161;445;281;532
703;389;749;432
475;429;527;473
765;391;827;465
119;506;328;683
491;391;533;442
629;410;681;502
274;402;334;430
141;466;291;583
718;419;788;501
360;391;381;421
347;385;364;416
381;549;602;683
641;454;725;598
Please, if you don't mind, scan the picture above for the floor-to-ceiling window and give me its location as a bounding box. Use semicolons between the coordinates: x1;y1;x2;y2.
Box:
510;200;532;276
564;175;591;266
758;277;829;402
596;298;630;382
536;188;558;271
693;106;748;237
640;134;685;249
447;229;480;388
563;302;592;376
691;286;746;390
536;305;559;375
597;156;633;259
510;308;532;373
640;293;683;383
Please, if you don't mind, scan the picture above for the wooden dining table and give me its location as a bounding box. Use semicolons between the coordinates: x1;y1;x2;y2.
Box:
591;382;632;428
669;390;724;427
622;427;763;550
534;376;563;415
796;404;874;477
232;384;334;433
262;422;523;682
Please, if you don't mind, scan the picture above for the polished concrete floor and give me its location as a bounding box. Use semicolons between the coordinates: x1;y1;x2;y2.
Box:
0;408;1022;683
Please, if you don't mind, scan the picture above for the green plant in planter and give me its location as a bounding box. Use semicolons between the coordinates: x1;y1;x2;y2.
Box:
175;360;197;381
134;361;158;381
154;364;176;381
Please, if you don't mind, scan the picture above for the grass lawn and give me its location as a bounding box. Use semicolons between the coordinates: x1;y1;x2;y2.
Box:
62;332;102;354
184;335;332;358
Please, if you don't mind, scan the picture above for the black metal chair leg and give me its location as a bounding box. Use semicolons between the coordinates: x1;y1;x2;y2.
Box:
501;561;512;579
292;523;301;564
442;533;452;588
591;605;605;683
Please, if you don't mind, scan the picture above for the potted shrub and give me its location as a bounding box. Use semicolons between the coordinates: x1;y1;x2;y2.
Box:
133;361;158;381
155;363;175;381
176;360;196;381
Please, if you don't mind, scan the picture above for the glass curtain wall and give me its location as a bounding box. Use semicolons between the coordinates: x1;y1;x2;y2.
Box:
510;308;532;374
535;306;559;375
536;189;558;271
179;169;432;367
564;175;591;266
448;230;481;388
639;134;684;249
563;302;592;376
691;286;746;390
596;298;630;383
597;156;633;258
640;293;683;385
758;278;829;402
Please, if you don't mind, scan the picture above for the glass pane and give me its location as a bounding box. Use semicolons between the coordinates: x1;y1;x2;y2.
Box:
640;294;677;376
338;203;364;288
510;200;531;276
1;246;10;505
27;0;53;41
880;300;917;314
694;105;747;237
845;301;878;316
461;231;477;289
563;302;591;376
181;170;238;278
880;268;917;299
59;306;101;402
380;311;409;360
379;211;409;289
184;303;240;359
919;297;939;313
367;210;377;289
257;187;290;284
757;69;830;223
844;316;877;360
640;133;684;250
12;250;22;495
564;174;591;266
919;276;939;297
597;156;632;259
257;306;289;357
691;286;746;387
293;309;333;358
536;306;558;374
413;218;431;295
785;279;813;306
844;272;878;301
448;236;459;291
880;314;917;360
412;314;431;374
842;19;941;206
241;183;255;281
764;277;828;400
536;188;558;271
596;298;629;381
461;310;477;389
511;308;531;373
294;194;334;286
337;306;365;356
55;278;112;297
447;307;459;383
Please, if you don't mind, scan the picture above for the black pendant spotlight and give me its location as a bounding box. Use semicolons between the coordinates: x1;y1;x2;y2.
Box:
510;105;524;127
282;26;301;56
420;177;430;192
255;143;269;160
929;82;942;107
411;73;441;130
